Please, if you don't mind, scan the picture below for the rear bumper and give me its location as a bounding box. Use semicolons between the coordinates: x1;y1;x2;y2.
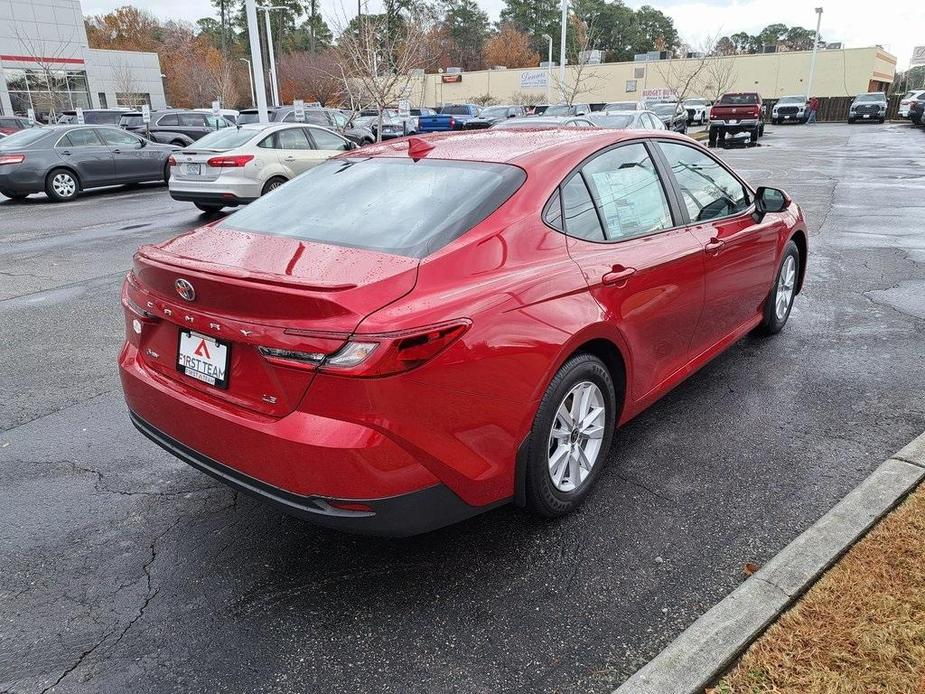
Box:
119;342;495;535
169;190;257;206
130;412;489;536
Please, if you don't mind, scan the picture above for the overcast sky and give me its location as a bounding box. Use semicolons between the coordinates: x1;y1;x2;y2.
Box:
80;0;924;68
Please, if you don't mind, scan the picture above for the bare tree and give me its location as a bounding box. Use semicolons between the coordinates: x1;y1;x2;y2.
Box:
553;17;603;106
12;23;79;119
204;51;241;108
112;60;147;107
699;54;738;103
279;50;344;106
654;33;728;103
334;11;438;141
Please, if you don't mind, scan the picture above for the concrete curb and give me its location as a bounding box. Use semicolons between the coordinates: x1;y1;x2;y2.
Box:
614;431;925;694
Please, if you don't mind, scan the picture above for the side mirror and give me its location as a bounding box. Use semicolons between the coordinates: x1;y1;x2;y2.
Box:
348;140;359;150
753;186;790;221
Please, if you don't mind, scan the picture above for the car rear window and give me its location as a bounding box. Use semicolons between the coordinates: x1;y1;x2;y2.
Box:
0;128;48;147
719;94;758;105
192;127;266;149
84;111;123;124
237;111;260;124
120;114;145;127
439;105;473;115
219;158;526;258
589;114;634;128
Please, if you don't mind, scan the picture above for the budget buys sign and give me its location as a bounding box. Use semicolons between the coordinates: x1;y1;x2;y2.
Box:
520;71;548;90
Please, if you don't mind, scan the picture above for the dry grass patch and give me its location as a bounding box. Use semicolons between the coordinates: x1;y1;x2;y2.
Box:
709;484;925;694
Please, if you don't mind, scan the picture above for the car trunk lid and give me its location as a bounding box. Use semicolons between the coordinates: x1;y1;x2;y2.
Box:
128;226;419;417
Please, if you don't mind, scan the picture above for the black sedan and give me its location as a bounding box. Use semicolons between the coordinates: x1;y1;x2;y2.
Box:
649;102;688;133
0;125;177;202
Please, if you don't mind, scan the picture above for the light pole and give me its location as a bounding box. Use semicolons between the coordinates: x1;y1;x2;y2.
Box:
258;5;285;107
245;0;269;122
541;33;552;104
239;58;256;107
806;7;823;99
558;0;567;102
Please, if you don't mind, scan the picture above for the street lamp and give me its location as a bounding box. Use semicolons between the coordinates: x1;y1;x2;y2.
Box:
558;0;567;102
806;7;823;99
258;5;286;107
239;57;256;107
541;33;552;104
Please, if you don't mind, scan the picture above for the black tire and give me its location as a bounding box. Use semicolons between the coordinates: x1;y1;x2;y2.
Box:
848;118;855;124
45;168;79;202
261;176;287;195
757;240;800;336
170;139;186;147
751;126;760;144
163;162;171;183
878;117;885;124
771;118;778;125
524;353;618;518
759;123;765;136
194;202;223;213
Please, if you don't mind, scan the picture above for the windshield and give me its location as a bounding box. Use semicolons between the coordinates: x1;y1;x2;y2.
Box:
543;105;574;116
0;128;49;147
439;105;474;115
683;100;707;106
192;127;266;149
719;94;758;105
855;94;885;102
589;114;634;128
219;158;526;258
778;97;804;104
606;102;636;110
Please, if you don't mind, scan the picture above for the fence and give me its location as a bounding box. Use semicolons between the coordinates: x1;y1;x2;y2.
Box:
763;94;901;122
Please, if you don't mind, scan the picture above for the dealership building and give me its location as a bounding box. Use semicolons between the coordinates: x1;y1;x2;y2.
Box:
0;0;166;119
417;46;897;107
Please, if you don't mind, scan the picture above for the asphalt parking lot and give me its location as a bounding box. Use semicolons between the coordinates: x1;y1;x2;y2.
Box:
1;122;924;694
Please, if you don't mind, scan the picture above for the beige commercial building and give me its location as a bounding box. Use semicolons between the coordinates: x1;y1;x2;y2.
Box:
412;46;896;107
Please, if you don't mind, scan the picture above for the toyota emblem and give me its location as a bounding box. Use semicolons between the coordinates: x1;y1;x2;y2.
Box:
175;278;196;302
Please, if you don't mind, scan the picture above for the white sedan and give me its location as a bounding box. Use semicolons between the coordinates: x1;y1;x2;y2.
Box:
168;123;356;213
587;110;666;130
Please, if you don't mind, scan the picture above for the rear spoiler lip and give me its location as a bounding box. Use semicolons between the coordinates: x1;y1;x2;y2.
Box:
135;245;359;292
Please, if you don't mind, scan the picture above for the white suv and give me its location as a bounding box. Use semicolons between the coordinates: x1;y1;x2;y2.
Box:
899;90;925;118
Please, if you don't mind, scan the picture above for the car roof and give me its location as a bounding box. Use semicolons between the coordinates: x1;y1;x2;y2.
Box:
352;128;693;168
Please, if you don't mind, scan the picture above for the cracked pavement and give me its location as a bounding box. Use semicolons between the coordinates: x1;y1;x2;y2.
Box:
1;124;924;693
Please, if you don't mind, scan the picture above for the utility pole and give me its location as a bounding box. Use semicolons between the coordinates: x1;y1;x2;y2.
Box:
259;6;284;107
240;57;256;107
542;33;552;104
559;0;567;102
245;0;269;122
806;7;823;99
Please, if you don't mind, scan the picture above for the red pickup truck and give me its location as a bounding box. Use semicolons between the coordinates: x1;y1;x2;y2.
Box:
708;92;764;147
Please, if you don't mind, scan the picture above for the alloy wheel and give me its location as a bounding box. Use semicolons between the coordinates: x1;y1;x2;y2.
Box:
52;173;76;199
775;255;797;320
546;381;606;493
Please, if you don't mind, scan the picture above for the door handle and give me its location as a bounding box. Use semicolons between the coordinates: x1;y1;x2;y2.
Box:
704;238;725;253
601;265;636;286
60;149;71;155
112;149;122;154
283;156;296;161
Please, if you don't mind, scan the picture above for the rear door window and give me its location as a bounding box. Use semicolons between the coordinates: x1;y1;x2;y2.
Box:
60;129;104;147
275;127;312;149
219;158;526;258
178;113;207;127
157;113;179;126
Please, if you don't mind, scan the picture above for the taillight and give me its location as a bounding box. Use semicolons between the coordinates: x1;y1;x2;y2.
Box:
0;153;25;165
167;155;177;166
206;154;254;167
257;320;471;376
322;320;471;377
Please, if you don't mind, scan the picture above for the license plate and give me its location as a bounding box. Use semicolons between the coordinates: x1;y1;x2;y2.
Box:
177;330;229;388
863;114;870;119
784;115;792;120
184;163;201;175
727;119;738;125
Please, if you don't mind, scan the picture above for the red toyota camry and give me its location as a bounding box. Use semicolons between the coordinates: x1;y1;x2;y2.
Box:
119;129;807;536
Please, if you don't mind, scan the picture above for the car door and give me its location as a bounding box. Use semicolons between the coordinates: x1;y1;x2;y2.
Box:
268;126;319;176
177;112;210;140
555;141;706;401
97;127;157;181
654;140;782;355
306;126;351;166
55;128;115;185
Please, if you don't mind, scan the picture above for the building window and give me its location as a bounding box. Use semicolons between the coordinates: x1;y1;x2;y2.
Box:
626;79;637;93
117;92;151;108
98;92;108;108
4;69;92;119
634;67;645;79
